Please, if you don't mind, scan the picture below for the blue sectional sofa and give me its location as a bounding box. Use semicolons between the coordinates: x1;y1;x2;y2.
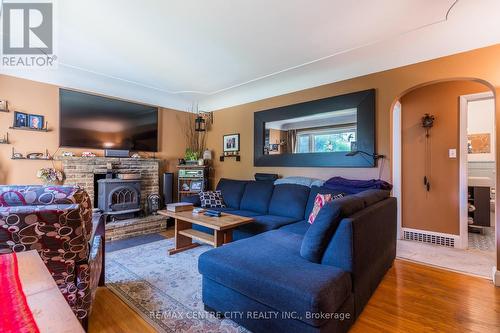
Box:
185;178;397;332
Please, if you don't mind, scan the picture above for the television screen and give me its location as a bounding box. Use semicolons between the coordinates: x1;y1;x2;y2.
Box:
59;89;158;152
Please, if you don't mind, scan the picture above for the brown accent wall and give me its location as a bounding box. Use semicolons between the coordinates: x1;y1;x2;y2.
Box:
205;45;500;265
1;45;500;267
401;81;489;235
0;75;189;185
207;45;500;187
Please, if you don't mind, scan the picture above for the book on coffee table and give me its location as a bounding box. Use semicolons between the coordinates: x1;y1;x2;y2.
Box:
166;202;193;212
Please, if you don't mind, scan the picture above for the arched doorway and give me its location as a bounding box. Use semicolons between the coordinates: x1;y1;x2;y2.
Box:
391;78;497;279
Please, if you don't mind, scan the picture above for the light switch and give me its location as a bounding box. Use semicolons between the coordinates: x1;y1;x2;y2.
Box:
449;149;457;158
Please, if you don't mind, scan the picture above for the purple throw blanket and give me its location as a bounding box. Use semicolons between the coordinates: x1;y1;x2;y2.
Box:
323;176;392;194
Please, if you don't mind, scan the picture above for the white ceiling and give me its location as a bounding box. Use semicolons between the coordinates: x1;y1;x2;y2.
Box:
1;0;500;111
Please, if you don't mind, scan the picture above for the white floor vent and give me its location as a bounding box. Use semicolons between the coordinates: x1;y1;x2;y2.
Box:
403;230;455;247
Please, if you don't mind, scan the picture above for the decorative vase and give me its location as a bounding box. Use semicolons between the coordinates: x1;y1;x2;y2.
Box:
203;149;212;160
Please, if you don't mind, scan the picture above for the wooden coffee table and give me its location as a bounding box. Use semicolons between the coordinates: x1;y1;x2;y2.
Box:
158;209;254;255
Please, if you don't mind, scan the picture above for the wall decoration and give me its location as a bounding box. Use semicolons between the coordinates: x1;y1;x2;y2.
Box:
467;133;490;154
28;114;44;130
254;89;375;167
223;133;240;152
14;111;28;127
11;148;52;160
0;133;9;144
421;113;435;192
0;100;8;112
81;151;96;157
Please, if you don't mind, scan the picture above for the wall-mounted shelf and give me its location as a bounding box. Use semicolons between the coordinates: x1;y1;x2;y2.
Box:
220;155;240;162
0;133;10;144
9;126;50;132
11;157;53;161
0;109;9;113
11;148;52;160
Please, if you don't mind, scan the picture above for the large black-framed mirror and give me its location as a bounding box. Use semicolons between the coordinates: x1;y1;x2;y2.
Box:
254;89;376;167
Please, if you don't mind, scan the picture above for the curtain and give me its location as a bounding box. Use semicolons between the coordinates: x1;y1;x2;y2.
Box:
286;129;297;153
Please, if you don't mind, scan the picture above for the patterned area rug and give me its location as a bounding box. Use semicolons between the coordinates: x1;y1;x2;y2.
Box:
106;239;247;332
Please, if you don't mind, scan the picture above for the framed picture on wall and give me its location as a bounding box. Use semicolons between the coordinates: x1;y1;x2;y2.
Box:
13;111;28;128
223;133;240;152
0;100;8;111
28;114;44;129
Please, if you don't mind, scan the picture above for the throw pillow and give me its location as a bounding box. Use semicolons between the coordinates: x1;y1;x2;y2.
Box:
199;190;226;208
300;202;342;263
308;192;344;224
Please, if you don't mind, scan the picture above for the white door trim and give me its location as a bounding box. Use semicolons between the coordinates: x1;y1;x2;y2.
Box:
392;101;402;239
458;91;495;249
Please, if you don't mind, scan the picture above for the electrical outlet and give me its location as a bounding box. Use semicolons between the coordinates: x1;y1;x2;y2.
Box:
449;148;457;158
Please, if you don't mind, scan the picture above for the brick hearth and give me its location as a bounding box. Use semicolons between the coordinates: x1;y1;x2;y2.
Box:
59;157;167;239
59;157;160;207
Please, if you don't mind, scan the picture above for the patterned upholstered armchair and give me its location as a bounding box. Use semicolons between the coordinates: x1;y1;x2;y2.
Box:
0;185;104;328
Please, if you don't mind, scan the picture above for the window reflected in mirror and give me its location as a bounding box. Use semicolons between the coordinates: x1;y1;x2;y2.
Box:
264;108;357;155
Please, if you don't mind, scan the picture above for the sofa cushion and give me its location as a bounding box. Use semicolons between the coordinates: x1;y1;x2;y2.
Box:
334;195;366;216
199;230;352;327
279;220;310;235
228;210;260;217
304;186;346;220
352;189;390;207
199;190;226;208
268;184;310;219
236;215;300;236
274;176;325;188
216;179;248;209
206;207;236;213
307;192;345;224
301;202;343;263
239;181;274;214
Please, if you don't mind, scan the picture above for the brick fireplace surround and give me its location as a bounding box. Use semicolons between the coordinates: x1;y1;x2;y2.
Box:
59;157;167;240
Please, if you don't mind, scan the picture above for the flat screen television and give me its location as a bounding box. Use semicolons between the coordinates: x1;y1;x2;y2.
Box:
59;89;158;152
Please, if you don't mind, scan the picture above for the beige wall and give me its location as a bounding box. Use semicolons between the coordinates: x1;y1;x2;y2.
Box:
401;81;489;235
0;75;189;185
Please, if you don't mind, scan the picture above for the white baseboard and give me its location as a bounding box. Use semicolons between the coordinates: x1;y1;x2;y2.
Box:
493;267;500;287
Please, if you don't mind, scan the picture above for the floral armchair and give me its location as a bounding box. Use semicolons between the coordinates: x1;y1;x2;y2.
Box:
0;185;104;328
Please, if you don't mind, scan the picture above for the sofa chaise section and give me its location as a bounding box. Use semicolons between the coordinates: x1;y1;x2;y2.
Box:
199;230;354;333
199;189;397;332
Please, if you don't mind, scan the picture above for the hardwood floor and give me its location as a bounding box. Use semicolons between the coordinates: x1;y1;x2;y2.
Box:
90;238;500;332
350;260;500;332
89;287;156;333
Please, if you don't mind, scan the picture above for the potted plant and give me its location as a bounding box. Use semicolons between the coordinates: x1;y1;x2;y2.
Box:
36;168;64;185
184;148;200;164
178;111;207;165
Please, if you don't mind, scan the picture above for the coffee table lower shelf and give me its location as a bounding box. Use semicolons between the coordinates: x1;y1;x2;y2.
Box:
158;209;253;255
179;229;215;246
168;226;234;255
